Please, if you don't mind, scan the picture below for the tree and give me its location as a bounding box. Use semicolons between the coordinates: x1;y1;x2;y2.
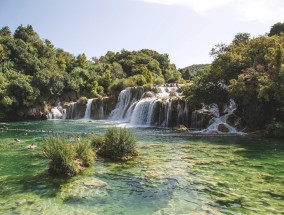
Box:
76;53;88;69
269;22;284;36
5;71;39;107
0;26;12;37
210;43;227;59
232;33;250;45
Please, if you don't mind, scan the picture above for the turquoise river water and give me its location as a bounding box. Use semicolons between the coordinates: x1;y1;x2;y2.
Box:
0;120;283;215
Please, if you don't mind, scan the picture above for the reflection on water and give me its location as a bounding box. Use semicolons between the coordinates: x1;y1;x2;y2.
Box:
0;120;283;214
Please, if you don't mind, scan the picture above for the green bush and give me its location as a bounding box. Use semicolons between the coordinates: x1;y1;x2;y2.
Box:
265;122;284;138
42;136;95;176
91;127;138;161
90;134;105;150
77;97;88;105
73;140;95;167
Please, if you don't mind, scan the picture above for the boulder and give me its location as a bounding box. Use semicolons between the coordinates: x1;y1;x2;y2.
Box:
143;91;154;98
174;124;188;131
218;123;229;133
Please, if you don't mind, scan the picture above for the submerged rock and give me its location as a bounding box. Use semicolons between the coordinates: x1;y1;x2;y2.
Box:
83;178;107;187
58;177;109;202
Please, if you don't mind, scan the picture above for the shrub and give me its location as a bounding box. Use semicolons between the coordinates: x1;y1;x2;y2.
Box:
77;97;88;105
109;79;126;97
90;134;105;150
265;122;284;138
73;140;95;167
132;75;147;86
91;127;138;161
42;136;95;177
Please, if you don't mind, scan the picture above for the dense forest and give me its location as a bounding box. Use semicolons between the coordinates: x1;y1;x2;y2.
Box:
0;25;183;120
182;22;284;135
0;23;284;136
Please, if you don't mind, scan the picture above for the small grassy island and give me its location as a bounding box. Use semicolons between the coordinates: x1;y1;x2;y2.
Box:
42;136;95;176
91;127;139;161
42;127;138;177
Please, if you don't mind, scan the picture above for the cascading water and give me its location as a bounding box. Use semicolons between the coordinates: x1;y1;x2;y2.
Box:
109;84;189;127
129;98;157;126
196;100;244;134
48;102;66;120
47;84;243;134
83;99;93;119
66;102;75;119
109;87;144;121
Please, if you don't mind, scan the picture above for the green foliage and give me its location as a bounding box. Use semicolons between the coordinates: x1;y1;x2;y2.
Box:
42;136;95;177
265;121;284;138
109;79;127;97
90;134;105;150
183;23;284;130
179;64;210;81
42;136;78;176
232;33;250;45
131;74;147;86
182;72;229;110
269;22;284;36
91;127;138;161
73;140;95;167
77;96;88;105
0;24;185;120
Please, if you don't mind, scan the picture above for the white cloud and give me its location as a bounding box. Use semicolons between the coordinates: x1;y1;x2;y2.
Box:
136;0;233;14
136;0;284;23
236;0;284;23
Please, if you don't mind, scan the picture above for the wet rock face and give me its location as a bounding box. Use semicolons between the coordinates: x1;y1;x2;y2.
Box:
191;111;212;129
218;123;229;133
65;97;117;120
26;102;49;120
227;114;242;130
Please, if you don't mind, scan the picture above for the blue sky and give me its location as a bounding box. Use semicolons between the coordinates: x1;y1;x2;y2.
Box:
1;0;284;68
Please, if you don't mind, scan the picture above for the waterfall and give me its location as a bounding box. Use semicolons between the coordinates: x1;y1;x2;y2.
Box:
66;102;75;119
83;99;93;119
108;85;188;128
129;98;157;126
99;100;104;119
48;102;66;120
163;100;172;127
47;84;243;133
109;87;144;121
177;102;188;126
196;100;244;134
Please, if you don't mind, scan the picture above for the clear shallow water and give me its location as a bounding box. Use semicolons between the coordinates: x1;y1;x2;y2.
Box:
0;120;283;215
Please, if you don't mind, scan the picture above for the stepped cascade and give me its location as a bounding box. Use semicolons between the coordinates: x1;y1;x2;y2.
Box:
49;85;242;133
109;85;189;127
59;85;189;127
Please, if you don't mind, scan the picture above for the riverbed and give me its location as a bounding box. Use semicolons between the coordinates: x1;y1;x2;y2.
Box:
0;120;283;214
